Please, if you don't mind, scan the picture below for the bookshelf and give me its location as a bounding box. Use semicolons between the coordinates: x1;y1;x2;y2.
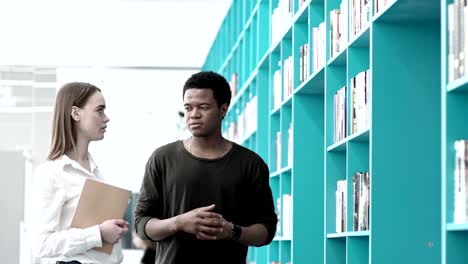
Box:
204;0;442;263
443;0;468;264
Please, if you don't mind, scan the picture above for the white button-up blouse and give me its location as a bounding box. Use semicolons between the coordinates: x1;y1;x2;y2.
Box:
32;154;123;264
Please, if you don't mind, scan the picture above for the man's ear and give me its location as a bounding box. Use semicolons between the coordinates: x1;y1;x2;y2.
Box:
220;103;228;118
71;106;80;121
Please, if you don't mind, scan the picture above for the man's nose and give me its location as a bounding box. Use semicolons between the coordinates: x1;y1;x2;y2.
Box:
190;108;201;118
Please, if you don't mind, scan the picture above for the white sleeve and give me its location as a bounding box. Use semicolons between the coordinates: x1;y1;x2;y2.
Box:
31;164;103;258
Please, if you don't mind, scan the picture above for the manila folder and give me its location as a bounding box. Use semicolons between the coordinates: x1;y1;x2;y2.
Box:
71;178;131;254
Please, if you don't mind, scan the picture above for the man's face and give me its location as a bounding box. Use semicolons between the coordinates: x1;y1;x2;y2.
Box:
183;88;227;137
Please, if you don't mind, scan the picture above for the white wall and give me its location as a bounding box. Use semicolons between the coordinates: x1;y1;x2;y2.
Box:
0;151;25;264
0;0;231;68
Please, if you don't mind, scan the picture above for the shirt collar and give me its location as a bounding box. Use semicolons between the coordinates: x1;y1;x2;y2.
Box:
55;153;99;175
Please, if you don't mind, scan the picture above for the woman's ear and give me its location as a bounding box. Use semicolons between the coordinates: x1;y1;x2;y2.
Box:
71;106;80;121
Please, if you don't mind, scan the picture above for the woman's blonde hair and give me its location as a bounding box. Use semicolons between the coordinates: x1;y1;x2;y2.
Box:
48;82;101;160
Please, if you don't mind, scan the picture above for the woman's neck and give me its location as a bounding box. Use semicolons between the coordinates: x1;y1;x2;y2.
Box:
66;137;90;162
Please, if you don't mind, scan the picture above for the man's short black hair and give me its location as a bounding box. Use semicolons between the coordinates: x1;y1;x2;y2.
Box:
183;71;232;108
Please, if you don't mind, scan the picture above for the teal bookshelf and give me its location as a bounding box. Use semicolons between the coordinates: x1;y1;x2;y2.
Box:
204;0;442;263
442;0;468;264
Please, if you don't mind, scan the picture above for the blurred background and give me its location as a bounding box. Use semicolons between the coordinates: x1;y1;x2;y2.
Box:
0;0;232;263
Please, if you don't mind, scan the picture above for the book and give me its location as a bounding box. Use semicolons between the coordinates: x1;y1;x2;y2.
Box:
71;178;131;254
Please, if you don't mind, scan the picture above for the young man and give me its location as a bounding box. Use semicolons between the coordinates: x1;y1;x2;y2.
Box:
134;71;277;263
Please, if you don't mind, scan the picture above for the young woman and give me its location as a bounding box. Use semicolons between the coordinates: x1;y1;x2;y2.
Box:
32;82;128;264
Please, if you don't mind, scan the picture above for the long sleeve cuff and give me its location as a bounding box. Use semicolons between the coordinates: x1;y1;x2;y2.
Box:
136;216;157;241
84;225;103;248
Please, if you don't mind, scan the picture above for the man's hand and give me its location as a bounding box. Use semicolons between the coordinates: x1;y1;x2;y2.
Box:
175;204;228;240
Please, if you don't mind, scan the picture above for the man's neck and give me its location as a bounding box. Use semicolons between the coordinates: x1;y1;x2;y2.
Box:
190;135;225;149
187;135;232;159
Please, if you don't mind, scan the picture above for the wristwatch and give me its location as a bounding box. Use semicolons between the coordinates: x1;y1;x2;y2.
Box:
229;222;242;241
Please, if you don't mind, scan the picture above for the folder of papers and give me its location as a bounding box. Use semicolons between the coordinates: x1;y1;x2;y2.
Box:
71;178;131;254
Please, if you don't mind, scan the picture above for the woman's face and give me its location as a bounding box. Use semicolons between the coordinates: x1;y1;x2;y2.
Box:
75;91;110;141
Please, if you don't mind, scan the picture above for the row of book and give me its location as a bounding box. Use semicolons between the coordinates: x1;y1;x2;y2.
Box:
374;0;392;15
330;1;348;59
272;57;293;109
335;171;370;233
334;86;347;143
299;43;310;83
454;139;468;223
351;70;371;134
275;194;293;238
297;0;307;9
448;0;468;82
272;0;293;44
350;0;370;38
229;73;238;99
225;96;258;143
272;0;393;75
336;179;347;232
275;124;293;171
283;57;293;100
284;22;326;86
353;172;370;231
312;22;326;74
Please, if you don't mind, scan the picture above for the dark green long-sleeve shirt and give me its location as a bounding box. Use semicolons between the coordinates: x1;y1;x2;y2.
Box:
134;140;277;264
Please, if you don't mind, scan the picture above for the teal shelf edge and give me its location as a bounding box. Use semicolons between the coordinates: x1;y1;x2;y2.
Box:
326;231;370;238
240;130;257;146
347;230;371;237
372;0;398;23
258;50;270;69
327;138;347;152
348;25;370;48
216;2;261;73
348;128;370;143
446;223;468;231
447;75;468;93
269;35;283;58
292;0;312;24
372;0;439;23
327;46;347;67
270;19;293;54
270;105;281;116
327;128;370;152
326;232;347;238
273;235;292;241
294;66;325;95
270;173;280;179
282;95;293;108
270;165;292;178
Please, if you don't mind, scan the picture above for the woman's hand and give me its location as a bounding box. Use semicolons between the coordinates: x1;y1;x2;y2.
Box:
99;219;129;244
